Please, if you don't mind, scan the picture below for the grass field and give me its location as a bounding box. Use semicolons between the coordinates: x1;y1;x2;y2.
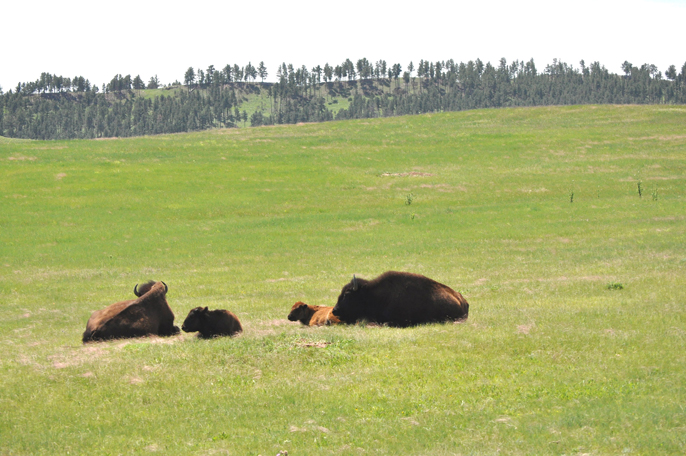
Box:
1;105;685;455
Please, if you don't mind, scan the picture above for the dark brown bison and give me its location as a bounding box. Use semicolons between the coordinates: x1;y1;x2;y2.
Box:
82;281;180;343
332;271;469;327
181;307;243;338
288;301;341;326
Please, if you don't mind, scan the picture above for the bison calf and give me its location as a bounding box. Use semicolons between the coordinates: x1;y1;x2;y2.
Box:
83;280;180;343
288;302;340;326
332;271;469;327
182;307;243;338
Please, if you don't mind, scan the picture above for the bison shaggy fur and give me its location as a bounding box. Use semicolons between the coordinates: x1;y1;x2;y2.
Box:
332;271;469;327
182;307;243;338
288;301;340;326
82;281;180;343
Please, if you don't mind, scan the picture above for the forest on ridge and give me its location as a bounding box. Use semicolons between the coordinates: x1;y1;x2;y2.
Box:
2;57;686;140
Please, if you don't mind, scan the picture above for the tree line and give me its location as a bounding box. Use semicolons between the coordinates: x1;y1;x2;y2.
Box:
2;58;686;140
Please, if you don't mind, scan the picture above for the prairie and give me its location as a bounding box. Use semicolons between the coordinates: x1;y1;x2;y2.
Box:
1;105;684;455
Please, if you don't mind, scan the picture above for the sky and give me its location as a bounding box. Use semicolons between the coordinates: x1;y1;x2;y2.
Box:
1;0;685;91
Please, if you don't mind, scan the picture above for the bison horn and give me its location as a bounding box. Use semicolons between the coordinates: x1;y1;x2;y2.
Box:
134;283;140;297
352;274;358;291
162;281;168;293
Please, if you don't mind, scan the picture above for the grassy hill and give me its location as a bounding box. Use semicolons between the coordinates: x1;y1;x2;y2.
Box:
1;105;684;455
128;81;361;125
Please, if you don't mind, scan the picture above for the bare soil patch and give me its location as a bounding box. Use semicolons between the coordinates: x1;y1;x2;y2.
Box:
380;172;433;177
296;339;332;348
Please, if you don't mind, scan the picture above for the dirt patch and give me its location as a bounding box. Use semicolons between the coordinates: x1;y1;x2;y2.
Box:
620;175;682;182
113;334;184;349
517;323;535;334
380;172;433;177
265;319;289;326
647;176;682;181
7;156;38;161
507;275;608;285
17;354;39;367
340;220;380;231
653;216;684;221
401;417;420;426
626;134;686;141
48;345;108;369
55;173;67;180
296;339;332;348
148;336;181;345
252;328;277;337
419;183;466;192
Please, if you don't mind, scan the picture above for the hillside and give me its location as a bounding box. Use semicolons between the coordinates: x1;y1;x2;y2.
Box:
1;105;685;455
3;59;686;140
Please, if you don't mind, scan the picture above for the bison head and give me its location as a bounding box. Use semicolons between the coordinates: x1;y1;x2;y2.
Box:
288;302;310;322
134;280;167;297
332;275;366;323
182;306;208;333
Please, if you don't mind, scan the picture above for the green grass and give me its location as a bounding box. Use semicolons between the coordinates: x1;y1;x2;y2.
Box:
137;86;185;100
1;105;685;455
135;80;408;125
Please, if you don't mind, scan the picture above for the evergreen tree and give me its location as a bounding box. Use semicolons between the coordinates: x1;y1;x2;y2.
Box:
184;67;196;89
222;64;233;82
665;65;677;80
147;75;160;89
324;63;333;82
133;75;145;90
258;61;268;82
622;61;633;77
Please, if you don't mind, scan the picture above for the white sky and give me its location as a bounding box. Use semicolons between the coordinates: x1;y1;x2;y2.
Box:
1;0;685;91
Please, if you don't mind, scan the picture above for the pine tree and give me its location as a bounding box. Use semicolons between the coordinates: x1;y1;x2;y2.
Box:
184;67;196;90
258;62;268;82
133;75;145;91
147;75;160;89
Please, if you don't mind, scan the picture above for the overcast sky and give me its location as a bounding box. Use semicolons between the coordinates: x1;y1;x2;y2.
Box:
1;0;685;91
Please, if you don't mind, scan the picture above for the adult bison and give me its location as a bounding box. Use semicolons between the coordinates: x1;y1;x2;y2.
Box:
332;271;469;327
182;307;243;338
82;281;180;343
288;302;340;326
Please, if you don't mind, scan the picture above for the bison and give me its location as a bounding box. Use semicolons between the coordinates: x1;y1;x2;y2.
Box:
332;271;469;327
288;301;341;326
181;307;243;338
82;281;180;343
